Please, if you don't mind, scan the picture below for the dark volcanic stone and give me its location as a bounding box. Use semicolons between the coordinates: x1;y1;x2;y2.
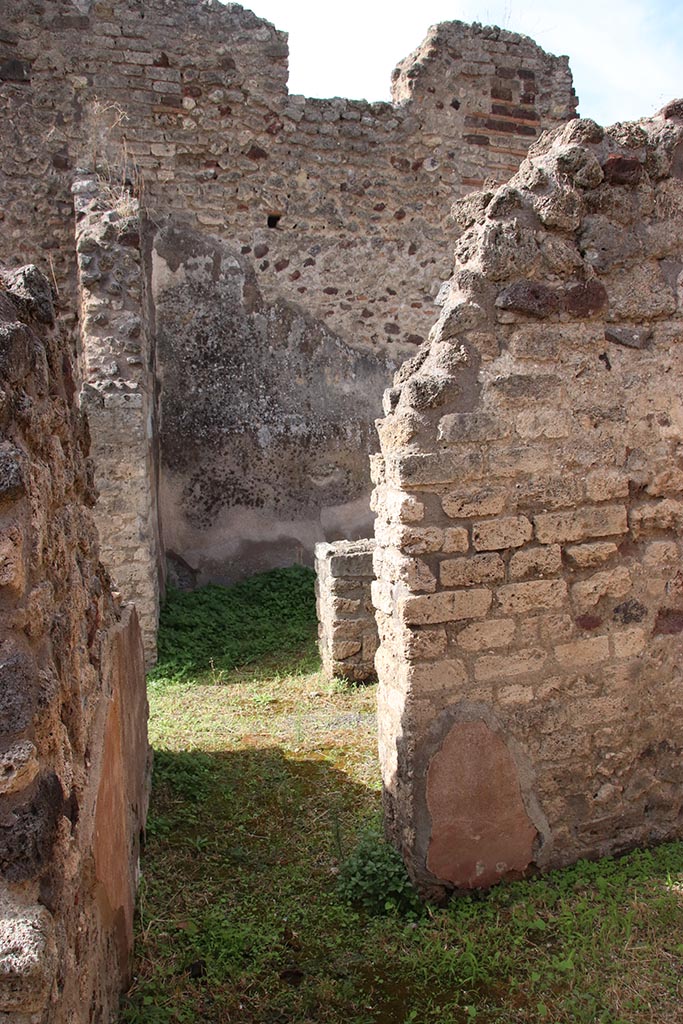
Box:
654;608;683;635
602;155;643;186
659;99;683;121
2;265;54;325
496;281;560;318
604;325;652;350
0;773;65;882
563;280;608;318
613;599;648;625
0;648;38;735
0;58;31;82
0;443;27;504
0;321;33;384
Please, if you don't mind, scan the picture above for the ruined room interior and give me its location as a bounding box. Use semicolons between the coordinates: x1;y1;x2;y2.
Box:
0;0;682;1020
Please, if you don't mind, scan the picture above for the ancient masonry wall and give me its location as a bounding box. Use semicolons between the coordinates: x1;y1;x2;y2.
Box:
0;268;150;1021
74;176;163;666
0;0;577;591
315;540;377;682
372;106;683;893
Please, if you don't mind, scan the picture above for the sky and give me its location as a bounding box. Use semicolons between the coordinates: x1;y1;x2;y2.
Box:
232;0;683;127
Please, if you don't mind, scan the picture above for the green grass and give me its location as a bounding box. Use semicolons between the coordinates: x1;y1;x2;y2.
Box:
148;565;319;685
124;568;683;1024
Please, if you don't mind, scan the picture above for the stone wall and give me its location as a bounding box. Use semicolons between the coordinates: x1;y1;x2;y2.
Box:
0;268;150;1021
0;0;577;587
74;176;163;665
315;540;377;682
372;105;683;894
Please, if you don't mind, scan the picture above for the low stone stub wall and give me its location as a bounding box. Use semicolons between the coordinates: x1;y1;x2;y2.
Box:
315;540;377;682
0;267;150;1022
372;106;683;895
74;175;163;666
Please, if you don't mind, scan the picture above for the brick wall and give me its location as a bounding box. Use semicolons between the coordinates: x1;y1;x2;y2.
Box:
315;540;377;682
74;175;163;664
372;107;683;894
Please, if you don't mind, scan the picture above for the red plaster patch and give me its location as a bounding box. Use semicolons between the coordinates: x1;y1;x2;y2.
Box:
426;719;537;888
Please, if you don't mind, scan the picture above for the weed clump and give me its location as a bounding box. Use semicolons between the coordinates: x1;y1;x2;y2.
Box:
149;565;318;685
338;829;421;917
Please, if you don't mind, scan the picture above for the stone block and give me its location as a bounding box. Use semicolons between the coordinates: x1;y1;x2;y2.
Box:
457;618;515;651
403;627;448;661
554;636;610;667
0;647;38;737
440;553;505;587
515;408;571;439
328;540;375;578
472;515;533;551
331;596;362;615
643;541;679;571
646;467;683;497
474;648;547;682
0;740;39;796
377;549;436;593
611;627;646;659
0;905;57;1014
509;544;562;580
0;444;26;505
585;469;629;502
0;772;65;882
330;620;365;641
442;487;506;519
371;579;394;615
630;500;683;535
571;567;632;612
534;505;628;544
392;526;445;555
497;579;568;614
405;658;468;693
0;525;26;593
437;411;508;442
399;588;492;625
442;528;470;553
391;449;485;487
536;612;576;642
331;639;362;660
386;490;425;523
564;541;618;568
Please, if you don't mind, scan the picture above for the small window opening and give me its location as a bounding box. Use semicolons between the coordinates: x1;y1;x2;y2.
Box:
267;214;282;229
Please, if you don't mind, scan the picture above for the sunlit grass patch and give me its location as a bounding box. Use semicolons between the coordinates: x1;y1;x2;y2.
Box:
125;568;683;1024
